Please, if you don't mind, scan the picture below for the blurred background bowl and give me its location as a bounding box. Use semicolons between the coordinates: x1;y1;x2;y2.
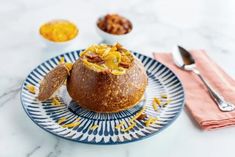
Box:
96;15;133;44
38;19;79;49
39;33;78;49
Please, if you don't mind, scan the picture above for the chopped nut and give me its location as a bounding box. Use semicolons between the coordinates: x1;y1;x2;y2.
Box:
119;62;130;68
86;53;104;64
80;43;134;75
85;53;98;59
137;113;147;121
100;69;111;74
97;14;132;35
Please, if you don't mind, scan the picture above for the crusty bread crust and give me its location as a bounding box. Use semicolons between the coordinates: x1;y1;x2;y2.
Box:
67;57;148;113
38;64;68;101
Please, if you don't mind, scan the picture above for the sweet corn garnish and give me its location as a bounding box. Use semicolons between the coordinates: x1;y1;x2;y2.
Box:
26;84;36;94
111;68;126;75
39;20;78;42
63;121;81;128
83;59;106;72
90;124;99;130
145;117;158;127
121;122;136;132
57;117;67;125
61;117;81;128
130;106;146;122
52;97;61;106
115;121;125;129
64;63;73;71
59;57;65;64
116;107;146;131
152;100;158;111
80;43;133;75
154;97;161;105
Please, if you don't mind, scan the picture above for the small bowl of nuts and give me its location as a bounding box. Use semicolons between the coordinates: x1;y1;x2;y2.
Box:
96;14;133;44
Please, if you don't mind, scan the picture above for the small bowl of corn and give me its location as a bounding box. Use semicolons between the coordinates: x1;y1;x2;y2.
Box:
39;19;79;48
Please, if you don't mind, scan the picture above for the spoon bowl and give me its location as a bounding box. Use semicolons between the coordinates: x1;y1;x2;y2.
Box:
172;45;235;112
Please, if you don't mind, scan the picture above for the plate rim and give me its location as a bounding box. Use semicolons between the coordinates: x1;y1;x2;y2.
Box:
20;49;185;145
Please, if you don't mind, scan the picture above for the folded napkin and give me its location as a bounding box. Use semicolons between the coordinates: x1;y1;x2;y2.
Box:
153;50;235;130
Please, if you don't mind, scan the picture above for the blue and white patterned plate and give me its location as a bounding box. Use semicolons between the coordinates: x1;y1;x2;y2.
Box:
21;50;185;145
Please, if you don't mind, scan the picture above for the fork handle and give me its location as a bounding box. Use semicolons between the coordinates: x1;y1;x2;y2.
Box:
192;68;224;104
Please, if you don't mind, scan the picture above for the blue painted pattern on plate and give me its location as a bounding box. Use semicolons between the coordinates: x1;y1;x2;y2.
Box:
20;50;185;145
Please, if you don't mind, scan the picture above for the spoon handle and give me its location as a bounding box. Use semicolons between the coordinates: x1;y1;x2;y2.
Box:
192;68;225;107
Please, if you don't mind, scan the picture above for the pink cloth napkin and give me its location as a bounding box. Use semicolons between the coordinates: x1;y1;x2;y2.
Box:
153;50;235;130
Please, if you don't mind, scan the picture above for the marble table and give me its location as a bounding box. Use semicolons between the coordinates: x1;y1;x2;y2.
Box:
1;0;235;156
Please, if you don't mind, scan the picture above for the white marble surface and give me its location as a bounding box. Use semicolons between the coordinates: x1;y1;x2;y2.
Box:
1;0;235;156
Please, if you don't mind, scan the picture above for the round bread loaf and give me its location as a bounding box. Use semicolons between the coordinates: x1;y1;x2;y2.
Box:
67;56;148;113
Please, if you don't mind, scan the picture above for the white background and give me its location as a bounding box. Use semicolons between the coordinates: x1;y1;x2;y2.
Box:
0;0;235;157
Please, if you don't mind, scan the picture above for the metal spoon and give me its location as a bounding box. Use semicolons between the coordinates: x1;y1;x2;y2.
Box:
172;46;235;112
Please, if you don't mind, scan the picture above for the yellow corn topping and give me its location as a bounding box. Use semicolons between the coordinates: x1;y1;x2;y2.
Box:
64;63;73;75
154;97;161;105
62;117;81;128
26;84;36;94
152;100;158;111
63;121;81;128
58;57;73;74
119;106;146;131
64;63;73;71
163;99;171;107
116;106;146;131
52;97;60;106
161;94;168;99
59;57;65;64
130;106;146;122
82;59;106;72
121;122;136;132
80;43;133;75
57;117;67;125
115;121;125;129
145;117;158;127
111;68;126;75
39;20;78;42
90;124;99;130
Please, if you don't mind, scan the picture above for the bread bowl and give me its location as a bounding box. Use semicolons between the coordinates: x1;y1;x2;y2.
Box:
67;43;148;113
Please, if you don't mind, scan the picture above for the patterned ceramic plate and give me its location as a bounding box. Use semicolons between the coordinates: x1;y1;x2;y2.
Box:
21;50;185;145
